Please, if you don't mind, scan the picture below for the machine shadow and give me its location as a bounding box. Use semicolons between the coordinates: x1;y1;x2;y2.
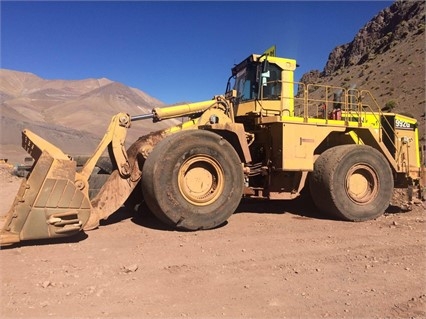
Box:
384;204;411;215
130;202;176;231
0;232;89;250
235;193;335;221
98;203;173;232
99;192;408;233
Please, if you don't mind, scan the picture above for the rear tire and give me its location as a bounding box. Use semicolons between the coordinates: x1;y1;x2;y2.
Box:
309;145;393;221
141;130;244;230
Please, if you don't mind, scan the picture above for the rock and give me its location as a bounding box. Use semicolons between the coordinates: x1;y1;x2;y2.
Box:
122;264;138;273
322;1;425;75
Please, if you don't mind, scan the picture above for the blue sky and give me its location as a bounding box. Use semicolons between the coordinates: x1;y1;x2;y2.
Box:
1;1;393;105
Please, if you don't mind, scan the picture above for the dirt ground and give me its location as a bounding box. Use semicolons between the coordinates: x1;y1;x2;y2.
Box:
0;164;425;319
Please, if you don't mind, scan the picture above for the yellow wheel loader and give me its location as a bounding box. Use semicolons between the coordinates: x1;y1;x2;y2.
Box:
1;51;423;246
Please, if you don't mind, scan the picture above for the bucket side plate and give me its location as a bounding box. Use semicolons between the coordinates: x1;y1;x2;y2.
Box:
0;151;91;246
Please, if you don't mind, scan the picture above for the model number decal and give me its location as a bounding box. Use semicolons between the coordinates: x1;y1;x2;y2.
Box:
395;119;412;130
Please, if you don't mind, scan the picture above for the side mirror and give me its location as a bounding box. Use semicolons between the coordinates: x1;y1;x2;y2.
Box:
261;70;270;86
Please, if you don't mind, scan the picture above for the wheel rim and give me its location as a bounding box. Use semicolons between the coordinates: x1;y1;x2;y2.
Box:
178;155;224;206
345;164;379;204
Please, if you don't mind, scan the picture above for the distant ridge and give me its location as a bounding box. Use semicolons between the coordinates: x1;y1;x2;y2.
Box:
0;69;175;160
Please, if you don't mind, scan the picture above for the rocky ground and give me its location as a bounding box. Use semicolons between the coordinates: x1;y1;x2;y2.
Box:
0;164;425;319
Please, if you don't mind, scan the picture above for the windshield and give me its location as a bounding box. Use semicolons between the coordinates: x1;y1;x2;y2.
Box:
234;64;258;102
234;63;282;102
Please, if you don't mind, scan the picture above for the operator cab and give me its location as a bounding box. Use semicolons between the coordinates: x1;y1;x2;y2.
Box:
229;54;297;118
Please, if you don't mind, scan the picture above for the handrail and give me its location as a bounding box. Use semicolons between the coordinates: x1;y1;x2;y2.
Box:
256;80;398;153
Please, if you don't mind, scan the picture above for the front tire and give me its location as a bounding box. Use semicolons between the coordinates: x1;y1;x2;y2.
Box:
309;145;393;221
141;130;244;230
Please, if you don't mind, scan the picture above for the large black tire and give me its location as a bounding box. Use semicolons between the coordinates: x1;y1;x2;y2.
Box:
141;130;244;230
309;145;393;221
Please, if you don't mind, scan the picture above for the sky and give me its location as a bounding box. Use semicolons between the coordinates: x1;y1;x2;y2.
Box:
1;1;394;105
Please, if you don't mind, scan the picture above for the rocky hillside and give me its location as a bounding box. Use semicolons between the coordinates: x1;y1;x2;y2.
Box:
0;70;176;161
300;0;425;141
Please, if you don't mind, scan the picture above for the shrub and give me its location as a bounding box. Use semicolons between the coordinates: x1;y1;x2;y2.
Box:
385;100;397;110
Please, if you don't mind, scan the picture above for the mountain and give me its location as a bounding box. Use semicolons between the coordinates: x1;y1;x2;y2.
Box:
0;70;176;161
299;0;425;141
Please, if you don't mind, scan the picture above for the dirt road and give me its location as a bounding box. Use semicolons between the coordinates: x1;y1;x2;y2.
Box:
1;165;425;319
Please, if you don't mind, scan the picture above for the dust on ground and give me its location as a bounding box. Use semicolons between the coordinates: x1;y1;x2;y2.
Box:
0;164;425;319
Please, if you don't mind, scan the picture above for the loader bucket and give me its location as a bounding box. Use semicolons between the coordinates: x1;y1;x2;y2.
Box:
1;125;168;246
0;131;91;246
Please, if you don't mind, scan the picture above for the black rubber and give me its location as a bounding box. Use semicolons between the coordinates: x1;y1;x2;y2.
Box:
141;130;244;230
309;145;393;221
75;156;113;200
88;167;111;199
